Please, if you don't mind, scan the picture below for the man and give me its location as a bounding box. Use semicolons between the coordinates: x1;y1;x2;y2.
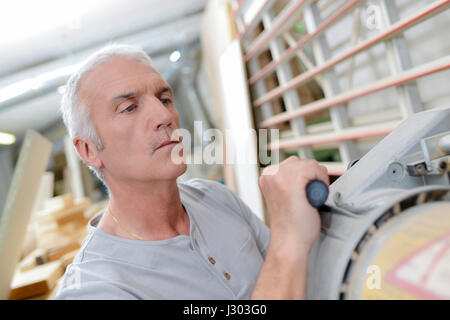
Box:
56;44;329;299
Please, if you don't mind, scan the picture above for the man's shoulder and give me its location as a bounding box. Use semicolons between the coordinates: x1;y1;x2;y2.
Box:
180;177;226;190
179;178;245;216
54;231;141;299
179;178;235;200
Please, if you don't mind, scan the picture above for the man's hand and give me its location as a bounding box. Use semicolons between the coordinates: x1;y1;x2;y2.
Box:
251;156;329;299
259;156;329;256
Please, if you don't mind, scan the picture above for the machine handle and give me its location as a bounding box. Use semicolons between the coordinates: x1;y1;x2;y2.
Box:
306;180;329;208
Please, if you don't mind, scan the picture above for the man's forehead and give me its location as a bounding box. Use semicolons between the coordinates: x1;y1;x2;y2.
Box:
79;57;167;101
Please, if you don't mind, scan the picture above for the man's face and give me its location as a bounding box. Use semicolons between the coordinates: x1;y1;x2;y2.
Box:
78;57;186;184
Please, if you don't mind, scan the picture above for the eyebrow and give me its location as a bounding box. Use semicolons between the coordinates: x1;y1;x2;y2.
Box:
157;86;172;95
110;86;173;109
111;91;137;108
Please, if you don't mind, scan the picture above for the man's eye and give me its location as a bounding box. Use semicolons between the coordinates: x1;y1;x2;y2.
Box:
121;104;137;113
161;98;172;105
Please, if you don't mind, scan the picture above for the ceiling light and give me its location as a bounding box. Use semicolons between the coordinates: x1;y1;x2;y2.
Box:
0;132;16;145
169;50;181;63
57;85;66;95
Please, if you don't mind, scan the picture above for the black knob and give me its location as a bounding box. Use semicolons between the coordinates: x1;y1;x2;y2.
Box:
306;180;329;208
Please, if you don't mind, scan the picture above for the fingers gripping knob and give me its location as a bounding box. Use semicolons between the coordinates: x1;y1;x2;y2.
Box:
306;180;329;208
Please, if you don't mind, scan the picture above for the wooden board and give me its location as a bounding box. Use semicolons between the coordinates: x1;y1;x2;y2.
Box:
219;40;265;222
0;130;52;299
8;261;63;300
46;240;81;262
59;250;78;271
201;0;238;193
34;197;91;226
20;225;37;260
18;248;47;272
84;199;108;220
45;277;63;300
43;193;74;212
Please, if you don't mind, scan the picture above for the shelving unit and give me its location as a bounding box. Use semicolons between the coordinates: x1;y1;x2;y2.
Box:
231;0;450;176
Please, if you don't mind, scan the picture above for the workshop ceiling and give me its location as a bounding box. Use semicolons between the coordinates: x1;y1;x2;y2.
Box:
0;0;206;141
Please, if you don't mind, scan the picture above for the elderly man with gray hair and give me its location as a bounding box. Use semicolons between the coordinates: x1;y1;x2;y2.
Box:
55;44;329;300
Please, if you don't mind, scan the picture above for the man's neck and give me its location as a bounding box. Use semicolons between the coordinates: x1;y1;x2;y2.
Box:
98;178;190;241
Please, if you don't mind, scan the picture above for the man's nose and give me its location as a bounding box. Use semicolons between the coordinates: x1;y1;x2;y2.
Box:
156;114;172;132
147;98;173;131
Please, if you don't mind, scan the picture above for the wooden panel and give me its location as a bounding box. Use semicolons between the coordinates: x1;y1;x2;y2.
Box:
0;130;52;299
219;40;265;222
201;0;237;193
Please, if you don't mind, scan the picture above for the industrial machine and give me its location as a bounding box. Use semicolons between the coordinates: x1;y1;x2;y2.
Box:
306;106;450;299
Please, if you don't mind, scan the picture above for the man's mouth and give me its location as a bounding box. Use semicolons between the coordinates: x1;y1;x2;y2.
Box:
154;139;180;152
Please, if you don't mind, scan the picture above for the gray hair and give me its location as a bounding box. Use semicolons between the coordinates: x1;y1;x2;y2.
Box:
60;44;154;184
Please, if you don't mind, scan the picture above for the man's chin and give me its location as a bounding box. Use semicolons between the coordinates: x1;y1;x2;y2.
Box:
163;161;187;179
174;162;187;176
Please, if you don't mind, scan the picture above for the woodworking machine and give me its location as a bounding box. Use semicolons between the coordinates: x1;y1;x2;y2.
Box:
306;106;450;300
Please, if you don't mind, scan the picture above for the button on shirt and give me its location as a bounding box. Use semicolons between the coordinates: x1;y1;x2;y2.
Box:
55;178;271;299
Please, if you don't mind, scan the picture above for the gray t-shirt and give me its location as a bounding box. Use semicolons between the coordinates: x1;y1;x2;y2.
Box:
56;178;271;299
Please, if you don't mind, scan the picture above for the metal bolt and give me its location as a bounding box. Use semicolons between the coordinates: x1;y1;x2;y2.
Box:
388;162;404;181
333;192;342;205
415;164;427;175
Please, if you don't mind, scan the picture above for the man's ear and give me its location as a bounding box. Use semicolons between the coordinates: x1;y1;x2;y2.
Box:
73;136;103;169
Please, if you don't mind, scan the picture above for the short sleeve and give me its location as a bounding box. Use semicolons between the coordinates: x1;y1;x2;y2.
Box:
54;262;163;300
55;280;140;300
187;178;271;258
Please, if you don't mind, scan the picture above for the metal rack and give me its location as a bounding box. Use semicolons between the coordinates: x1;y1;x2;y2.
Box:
231;0;450;176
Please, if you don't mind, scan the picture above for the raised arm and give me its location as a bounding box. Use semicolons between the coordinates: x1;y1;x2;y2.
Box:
251;156;329;299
